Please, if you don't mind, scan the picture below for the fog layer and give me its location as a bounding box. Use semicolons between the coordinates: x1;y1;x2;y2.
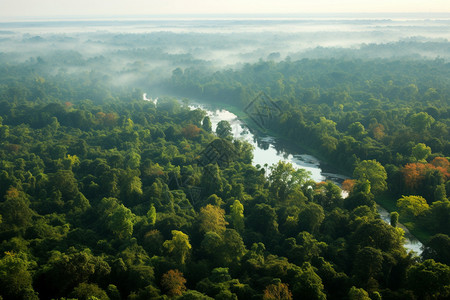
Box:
1;17;448;90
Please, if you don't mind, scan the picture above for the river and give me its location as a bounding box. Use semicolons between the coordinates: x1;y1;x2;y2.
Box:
189;102;347;183
147;95;423;254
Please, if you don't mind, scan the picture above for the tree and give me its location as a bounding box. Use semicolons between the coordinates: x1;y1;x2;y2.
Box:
0;252;38;300
48;169;90;212
202;116;212;132
348;286;371;300
434;184;447;202
182;124;201;139
221;229;247;265
411;143;431;162
427;200;450;235
348;122;366;139
320;134;338;153
402;163;427;192
292;262;326;300
147;204;157;226
351;219;403;252
269;161;311;201
230;199;244;233
201;231;223;259
64;154;80;169
341;179;356;194
353;160;387;194
390;211;399;227
407;259;450;299
200;164;223;197
163;230;192;264
0;187;34;231
316;117;337;136
247;203;279;236
201;229;246;266
35;248;111;299
431;156;450;170
353;247;383;283
397;195;429;218
297;203;325;234
285;232;326;264
126;151;141;169
422;234;450;265
69;283;109;300
409;111;435;132
123;174;143;202
198;204;228;235
161;269;187;297
216;120;232;139
371;123;385;140
107;204;135;239
99;197;135;239
263;282;292;300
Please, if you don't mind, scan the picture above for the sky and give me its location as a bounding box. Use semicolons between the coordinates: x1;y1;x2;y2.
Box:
0;0;449;19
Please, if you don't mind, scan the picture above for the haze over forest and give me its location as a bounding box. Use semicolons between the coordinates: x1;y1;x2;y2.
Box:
1;15;449;91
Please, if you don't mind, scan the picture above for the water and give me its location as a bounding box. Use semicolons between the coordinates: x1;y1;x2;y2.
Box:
378;206;423;254
190;103;341;182
186;100;423;255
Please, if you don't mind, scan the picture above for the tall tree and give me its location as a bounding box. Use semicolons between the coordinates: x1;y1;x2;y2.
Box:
107;204;135;239
411;143;431;162
161;269;187;297
198;204;228;235
230;199;245;233
409;112;435;132
263;282;292;300
353;160;387;194
269;161;311;201
216;120;232;139
202;116;212;132
163;230;192;265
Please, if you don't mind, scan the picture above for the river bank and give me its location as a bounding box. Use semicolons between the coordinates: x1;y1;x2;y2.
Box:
184;95;352;178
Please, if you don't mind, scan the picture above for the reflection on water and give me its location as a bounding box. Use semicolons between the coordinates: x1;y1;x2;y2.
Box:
188;101;423;255
192;104;334;182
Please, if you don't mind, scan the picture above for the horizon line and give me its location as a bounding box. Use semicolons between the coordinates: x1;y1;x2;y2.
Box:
2;12;450;21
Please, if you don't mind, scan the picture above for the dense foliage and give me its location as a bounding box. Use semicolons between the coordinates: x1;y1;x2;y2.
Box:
0;26;449;299
0;61;449;299
166;57;450;240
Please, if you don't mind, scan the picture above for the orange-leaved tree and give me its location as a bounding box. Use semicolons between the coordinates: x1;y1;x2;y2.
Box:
263;282;292;300
161;269;187;297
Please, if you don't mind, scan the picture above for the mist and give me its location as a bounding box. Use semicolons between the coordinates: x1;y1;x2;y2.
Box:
1;16;449;92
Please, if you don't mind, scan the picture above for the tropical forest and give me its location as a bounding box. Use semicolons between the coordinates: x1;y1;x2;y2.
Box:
0;15;449;300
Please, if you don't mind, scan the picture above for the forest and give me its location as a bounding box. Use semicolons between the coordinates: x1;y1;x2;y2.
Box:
0;19;449;299
166;57;450;239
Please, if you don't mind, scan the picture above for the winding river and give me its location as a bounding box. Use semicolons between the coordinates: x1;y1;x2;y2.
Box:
146;94;423;254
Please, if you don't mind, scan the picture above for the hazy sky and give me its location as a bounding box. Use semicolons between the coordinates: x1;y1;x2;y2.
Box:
1;0;449;19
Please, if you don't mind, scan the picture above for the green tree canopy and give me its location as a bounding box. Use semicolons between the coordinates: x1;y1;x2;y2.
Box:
407;259;450;299
397;195;430;218
163;230;192;265
353;160;387;194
